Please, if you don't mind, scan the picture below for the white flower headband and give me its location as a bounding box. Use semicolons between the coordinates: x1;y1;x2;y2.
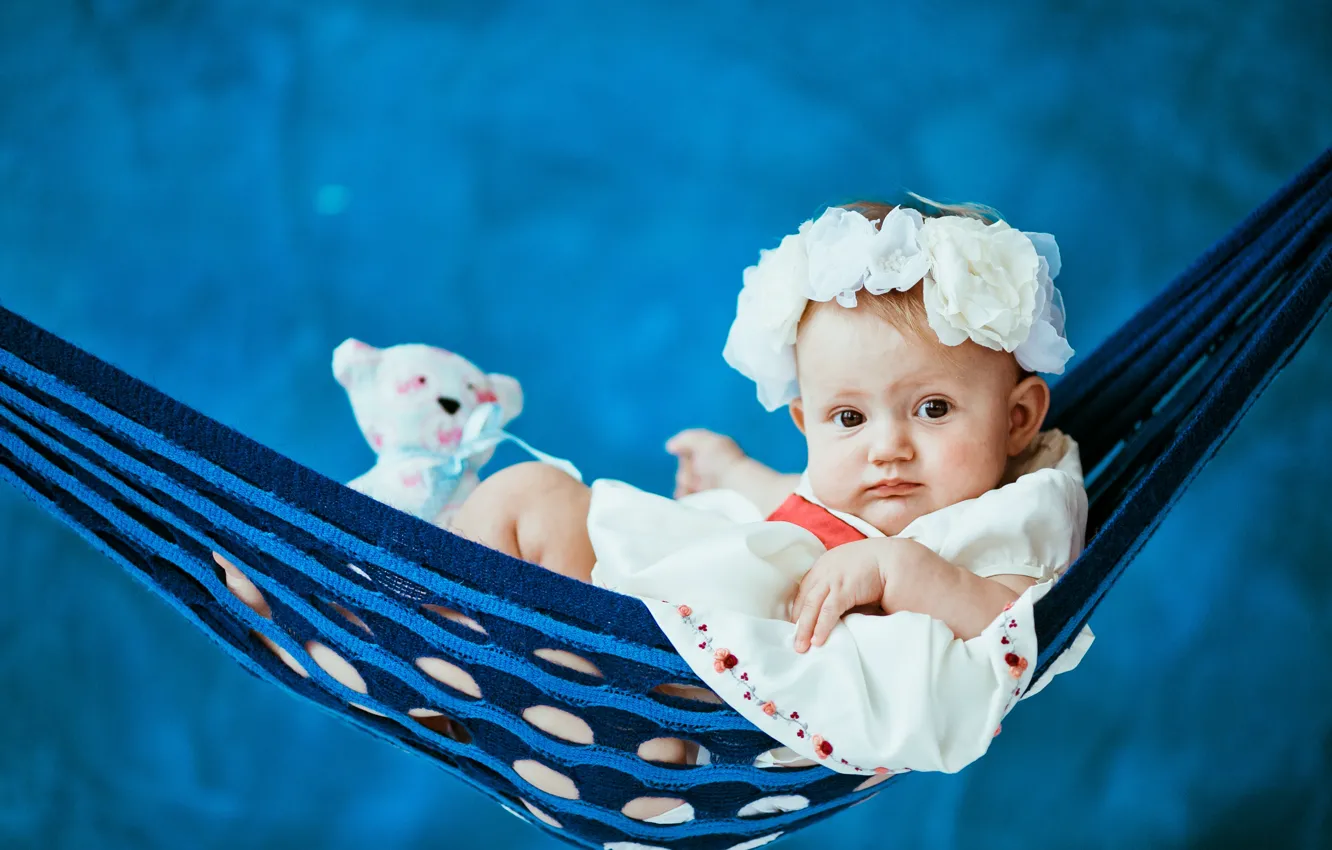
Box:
722;204;1074;411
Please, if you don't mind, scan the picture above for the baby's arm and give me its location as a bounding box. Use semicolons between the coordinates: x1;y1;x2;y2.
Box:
876;539;1034;637
666;429;800;515
716;456;802;515
791;538;1033;652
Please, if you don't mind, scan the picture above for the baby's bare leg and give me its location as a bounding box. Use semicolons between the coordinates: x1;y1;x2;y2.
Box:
449;461;596;582
450;464;694;776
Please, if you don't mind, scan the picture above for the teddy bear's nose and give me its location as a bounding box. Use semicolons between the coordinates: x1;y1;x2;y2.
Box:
437;396;462;415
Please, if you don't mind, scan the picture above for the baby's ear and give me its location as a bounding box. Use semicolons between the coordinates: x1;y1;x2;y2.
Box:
486;373;523;425
1007;375;1051;456
788;398;806;434
333;339;383;389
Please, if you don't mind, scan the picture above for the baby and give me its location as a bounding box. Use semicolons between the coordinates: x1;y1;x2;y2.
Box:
451;200;1077;651
451;199;1089;784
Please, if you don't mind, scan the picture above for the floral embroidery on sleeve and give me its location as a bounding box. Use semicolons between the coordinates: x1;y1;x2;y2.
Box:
674;604;904;777
995;601;1030;727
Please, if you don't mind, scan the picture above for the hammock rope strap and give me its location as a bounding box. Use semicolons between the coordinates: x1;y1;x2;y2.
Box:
1049;145;1332;437
1036;153;1332;674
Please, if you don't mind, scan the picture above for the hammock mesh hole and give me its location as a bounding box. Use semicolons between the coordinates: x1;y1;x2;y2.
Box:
323;599;374;635
513;758;580;799
752;747;818;770
420;603;487;635
523;704;596;745
532;647;604;679
212;552;272;617
638;736;703;765
520;799;563;828
408;708;473;744
624;797;694;822
414;656;483;698
650;682;725;706
250;629;310;678
306;640;368;693
737;795;809;818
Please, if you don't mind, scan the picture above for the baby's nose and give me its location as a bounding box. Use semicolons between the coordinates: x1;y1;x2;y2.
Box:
868;421;914;462
437;396;461;415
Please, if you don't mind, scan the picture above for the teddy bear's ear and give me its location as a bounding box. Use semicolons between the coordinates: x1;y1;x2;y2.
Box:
333;339;383;389
487;373;523;424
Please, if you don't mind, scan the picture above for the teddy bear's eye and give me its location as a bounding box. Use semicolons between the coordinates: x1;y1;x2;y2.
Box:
416;376;427;385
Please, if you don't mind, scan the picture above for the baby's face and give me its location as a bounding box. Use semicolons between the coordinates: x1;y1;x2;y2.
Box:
792;306;1023;536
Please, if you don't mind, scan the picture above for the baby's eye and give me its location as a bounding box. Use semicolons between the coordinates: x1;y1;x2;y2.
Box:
835;410;865;428
916;399;951;420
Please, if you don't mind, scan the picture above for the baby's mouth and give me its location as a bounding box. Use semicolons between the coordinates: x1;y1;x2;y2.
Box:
867;481;921;496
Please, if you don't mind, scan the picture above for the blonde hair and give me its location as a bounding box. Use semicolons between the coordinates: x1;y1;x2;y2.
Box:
798;284;933;344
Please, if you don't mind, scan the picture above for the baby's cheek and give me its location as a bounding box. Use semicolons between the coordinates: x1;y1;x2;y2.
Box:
934;440;1003;500
806;444;861;510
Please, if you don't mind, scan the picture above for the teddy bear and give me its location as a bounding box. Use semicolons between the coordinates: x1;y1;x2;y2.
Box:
332;338;523;527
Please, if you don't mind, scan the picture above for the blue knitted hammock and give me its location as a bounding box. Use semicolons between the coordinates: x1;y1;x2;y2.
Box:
2;147;1331;850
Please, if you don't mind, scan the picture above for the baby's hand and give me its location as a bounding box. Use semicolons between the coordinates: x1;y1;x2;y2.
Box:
790;540;889;653
665;429;746;499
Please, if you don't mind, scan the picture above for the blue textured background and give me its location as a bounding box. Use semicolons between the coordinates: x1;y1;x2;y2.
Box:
2;1;1330;848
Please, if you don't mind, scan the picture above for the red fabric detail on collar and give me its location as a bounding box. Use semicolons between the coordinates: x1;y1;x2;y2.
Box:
766;493;868;551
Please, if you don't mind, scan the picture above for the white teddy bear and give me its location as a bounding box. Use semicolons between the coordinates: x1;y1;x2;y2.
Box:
332;338;524;527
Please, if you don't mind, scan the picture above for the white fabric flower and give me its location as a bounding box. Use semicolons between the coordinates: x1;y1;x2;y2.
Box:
864;206;930;296
804;207;880;306
1013;232;1074;373
722;227;811;410
919;217;1041;352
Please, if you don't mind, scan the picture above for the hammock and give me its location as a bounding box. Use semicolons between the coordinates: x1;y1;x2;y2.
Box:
1;146;1330;850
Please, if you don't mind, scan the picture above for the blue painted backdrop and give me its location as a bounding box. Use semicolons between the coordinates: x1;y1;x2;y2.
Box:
2;1;1330;847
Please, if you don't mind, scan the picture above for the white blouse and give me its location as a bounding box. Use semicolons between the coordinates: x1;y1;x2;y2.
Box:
587;431;1094;776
